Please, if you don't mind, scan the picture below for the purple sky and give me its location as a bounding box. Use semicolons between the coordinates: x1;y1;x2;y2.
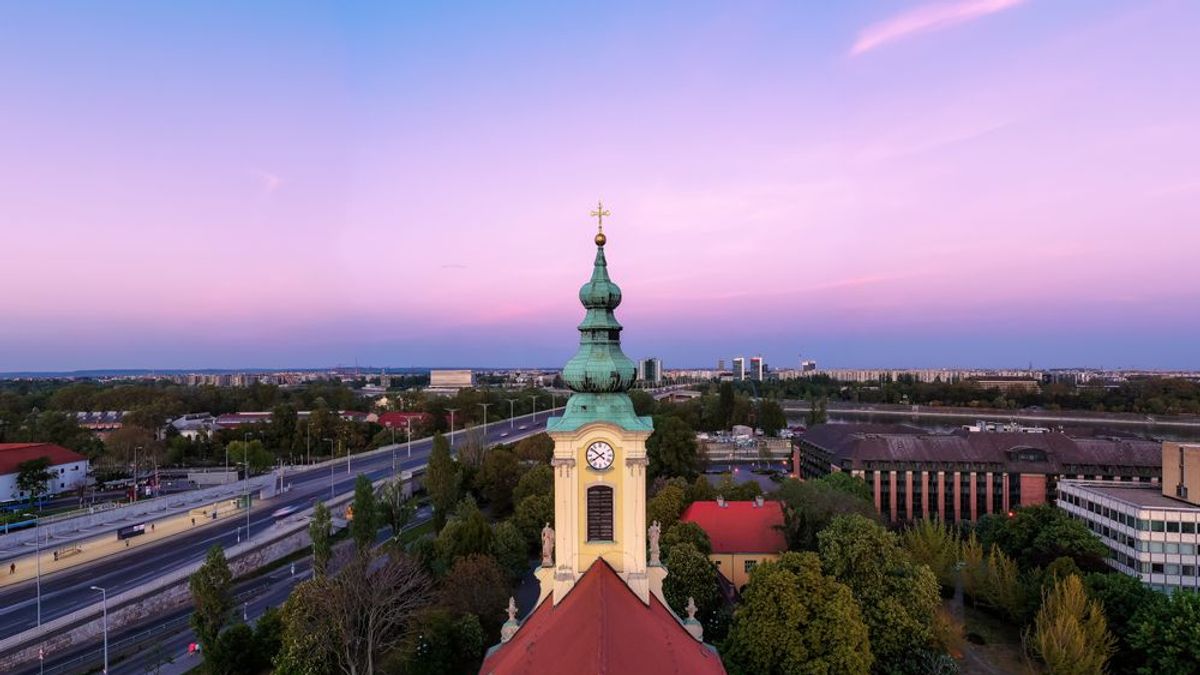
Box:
1;1;1198;372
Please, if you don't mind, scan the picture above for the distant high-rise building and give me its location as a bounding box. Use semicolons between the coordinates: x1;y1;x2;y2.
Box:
750;356;764;381
732;357;746;381
637;357;663;384
717;359;725;372
801;360;817;372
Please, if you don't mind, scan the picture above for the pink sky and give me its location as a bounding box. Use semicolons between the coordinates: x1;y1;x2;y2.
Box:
0;1;1197;370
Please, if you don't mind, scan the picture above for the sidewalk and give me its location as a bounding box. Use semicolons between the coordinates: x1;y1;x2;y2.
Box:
0;499;246;588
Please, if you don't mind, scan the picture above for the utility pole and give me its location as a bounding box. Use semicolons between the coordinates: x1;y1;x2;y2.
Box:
479;403;492;442
90;586;108;674
27;512;41;625
446;408;459;450
406;418;413;459
528;396;541;424
506;398;517;429
391;424;397;477
325;438;335;500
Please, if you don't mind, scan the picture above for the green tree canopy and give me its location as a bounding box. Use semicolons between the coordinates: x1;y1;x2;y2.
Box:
775;478;878;551
512;463;554;505
1127;589;1200;675
514;432;553;463
309;501;332;577
723;551;873;675
426;433;462;530
1085;572;1165;675
377;479;415;540
436;497;495;568
662;543;722;637
647;415;702;481
661;521;712;560
476;447;523;515
1029;574;1115;675
189;545;234;661
900;519;960;590
514;493;554;552
440;554;511;640
15;456;53;505
758;399;787;436
395;609;484;675
350;474;380;553
977;504;1108;571
492;520;531;581
817;514;942;668
647;484;687;529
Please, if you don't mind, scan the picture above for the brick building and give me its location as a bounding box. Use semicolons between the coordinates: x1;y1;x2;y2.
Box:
794;424;1160;523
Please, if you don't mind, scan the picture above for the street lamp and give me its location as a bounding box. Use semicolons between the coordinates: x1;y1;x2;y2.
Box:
133;445;143;502
25;512;41;626
241;460;251;543
324;439;335;500
90;585;108;674
528;396;542;423
446;408;459;449
390;424;397;477
506;399;517;429
406;418;413;459
479;403;492;441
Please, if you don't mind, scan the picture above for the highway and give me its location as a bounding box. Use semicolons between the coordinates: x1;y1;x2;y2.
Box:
0;412;552;644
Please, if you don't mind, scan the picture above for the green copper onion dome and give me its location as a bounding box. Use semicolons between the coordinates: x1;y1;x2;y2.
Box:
561;233;637;393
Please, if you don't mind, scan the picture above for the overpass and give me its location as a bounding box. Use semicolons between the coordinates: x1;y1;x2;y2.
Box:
0;409;557;648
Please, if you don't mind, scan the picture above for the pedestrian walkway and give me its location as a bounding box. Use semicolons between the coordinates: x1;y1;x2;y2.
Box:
0;499;246;588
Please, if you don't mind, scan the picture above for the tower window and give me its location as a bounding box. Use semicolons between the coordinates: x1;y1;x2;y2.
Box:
587;485;614;542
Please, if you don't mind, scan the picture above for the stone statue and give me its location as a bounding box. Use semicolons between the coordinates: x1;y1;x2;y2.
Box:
501;596;520;643
685;596;698;621
683;596;704;641
648;520;662;565
541;522;555;566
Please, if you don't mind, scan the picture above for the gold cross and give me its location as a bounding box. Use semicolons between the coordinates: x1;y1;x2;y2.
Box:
589;200;610;232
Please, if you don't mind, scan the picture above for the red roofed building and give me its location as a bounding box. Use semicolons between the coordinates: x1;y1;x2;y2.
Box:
480;559;725;675
0;443;90;502
681;497;788;589
377;411;433;430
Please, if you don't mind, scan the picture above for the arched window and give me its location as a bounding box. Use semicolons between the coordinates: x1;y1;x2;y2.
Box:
587;485;614;542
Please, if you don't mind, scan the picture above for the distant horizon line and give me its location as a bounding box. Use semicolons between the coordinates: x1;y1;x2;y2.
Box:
2;364;1198;379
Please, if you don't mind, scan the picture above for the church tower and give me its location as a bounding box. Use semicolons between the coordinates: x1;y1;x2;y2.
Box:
537;206;662;606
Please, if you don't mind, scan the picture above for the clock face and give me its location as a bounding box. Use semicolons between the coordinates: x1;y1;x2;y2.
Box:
585;441;615;471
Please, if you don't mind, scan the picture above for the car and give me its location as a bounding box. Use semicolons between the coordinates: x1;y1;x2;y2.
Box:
500;432;510;437
518;425;528;430
271;505;299;519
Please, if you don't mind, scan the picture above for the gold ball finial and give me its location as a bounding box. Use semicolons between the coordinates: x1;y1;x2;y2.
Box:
589;200;610;246
595;231;607;246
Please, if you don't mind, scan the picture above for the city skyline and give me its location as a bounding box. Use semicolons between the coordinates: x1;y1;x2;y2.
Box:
3;1;1198;371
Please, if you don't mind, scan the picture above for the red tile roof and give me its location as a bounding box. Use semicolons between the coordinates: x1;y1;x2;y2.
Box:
479;559;726;675
680;500;788;554
377;412;432;428
0;443;88;475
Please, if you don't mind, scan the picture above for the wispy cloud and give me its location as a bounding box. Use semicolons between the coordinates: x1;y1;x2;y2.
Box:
253;170;283;193
851;0;1027;56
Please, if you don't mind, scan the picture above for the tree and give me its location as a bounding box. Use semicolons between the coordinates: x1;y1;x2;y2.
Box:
16;457;53;506
806;397;828;426
977;505;1108;571
476;447;523;515
189;545;234;663
514;493;554;551
662;543;721;633
426;433;462;530
647;484;687;529
775;478;878;551
1127;589;1200;675
512;463;553;505
436;498;494;567
961;531;985;601
310;501;332;577
350;474;380;553
492;520;531;581
817;514;942;668
661;521;712;561
817;471;871;500
629;389;657;417
712;473;763;501
685;474;715;503
377;479;415;540
901;519;960;591
1085;572;1164;675
758;400;787;436
1028;574;1115;675
226;439;273;474
514;432;553;463
647;415;702;481
277;549;433;675
440;554;511;639
723;551;873;675
717;382;735;430
396;609;484;675
980;545;1026;621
